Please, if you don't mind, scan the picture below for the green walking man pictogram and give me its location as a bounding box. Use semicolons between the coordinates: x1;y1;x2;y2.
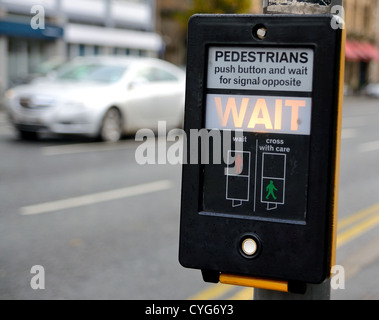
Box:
266;180;278;200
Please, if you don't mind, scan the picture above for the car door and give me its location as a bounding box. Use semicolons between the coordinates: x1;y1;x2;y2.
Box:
151;67;184;128
126;66;175;131
124;65;183;131
124;67;157;130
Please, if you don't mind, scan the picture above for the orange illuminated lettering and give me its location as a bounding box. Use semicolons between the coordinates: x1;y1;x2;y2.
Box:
215;97;248;128
210;95;309;134
274;99;283;130
248;98;273;130
285;100;306;131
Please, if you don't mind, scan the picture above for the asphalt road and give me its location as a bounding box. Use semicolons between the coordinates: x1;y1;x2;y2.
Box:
0;96;379;300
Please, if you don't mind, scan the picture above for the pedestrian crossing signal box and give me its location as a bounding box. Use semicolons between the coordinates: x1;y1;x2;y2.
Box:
179;14;345;288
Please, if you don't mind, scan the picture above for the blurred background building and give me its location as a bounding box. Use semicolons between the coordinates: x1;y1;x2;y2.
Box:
343;0;379;91
156;0;379;93
155;0;189;67
0;0;163;91
155;0;262;66
0;0;378;96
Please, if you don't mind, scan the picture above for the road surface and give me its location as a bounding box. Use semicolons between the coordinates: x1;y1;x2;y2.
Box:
0;96;379;299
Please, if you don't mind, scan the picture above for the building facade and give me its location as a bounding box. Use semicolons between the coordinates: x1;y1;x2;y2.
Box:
155;0;189;66
344;0;379;90
0;0;163;92
156;0;262;66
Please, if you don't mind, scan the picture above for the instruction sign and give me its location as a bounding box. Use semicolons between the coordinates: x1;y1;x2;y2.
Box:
207;47;314;92
203;45;312;223
202;135;309;223
179;14;344;285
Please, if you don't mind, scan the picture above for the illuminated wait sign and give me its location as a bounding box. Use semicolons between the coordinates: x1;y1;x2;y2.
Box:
206;94;312;135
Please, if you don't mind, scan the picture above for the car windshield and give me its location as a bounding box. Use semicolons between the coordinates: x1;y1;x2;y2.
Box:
56;63;128;83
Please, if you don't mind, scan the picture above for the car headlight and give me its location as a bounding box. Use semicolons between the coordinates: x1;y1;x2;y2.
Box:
5;89;16;100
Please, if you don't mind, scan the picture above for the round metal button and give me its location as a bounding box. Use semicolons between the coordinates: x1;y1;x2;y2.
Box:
241;238;258;256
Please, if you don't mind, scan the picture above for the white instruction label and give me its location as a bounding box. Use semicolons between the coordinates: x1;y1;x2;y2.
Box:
207;47;314;92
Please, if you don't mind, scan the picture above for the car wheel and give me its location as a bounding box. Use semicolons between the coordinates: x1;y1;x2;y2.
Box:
100;107;123;142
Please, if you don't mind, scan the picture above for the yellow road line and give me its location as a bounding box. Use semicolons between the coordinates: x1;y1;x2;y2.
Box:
188;283;233;300
228;288;254;300
337;203;379;230
337;213;379;248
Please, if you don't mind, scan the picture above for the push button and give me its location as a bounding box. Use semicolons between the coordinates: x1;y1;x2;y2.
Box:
242;238;258;256
240;235;261;259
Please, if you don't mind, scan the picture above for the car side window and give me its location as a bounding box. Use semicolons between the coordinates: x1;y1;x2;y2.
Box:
154;69;178;82
135;68;156;82
136;67;178;83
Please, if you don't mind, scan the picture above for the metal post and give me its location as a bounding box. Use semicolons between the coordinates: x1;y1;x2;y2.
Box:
254;279;331;300
263;0;342;14
254;0;343;300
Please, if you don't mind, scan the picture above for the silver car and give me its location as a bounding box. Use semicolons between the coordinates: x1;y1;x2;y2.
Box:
366;83;379;98
5;56;186;142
